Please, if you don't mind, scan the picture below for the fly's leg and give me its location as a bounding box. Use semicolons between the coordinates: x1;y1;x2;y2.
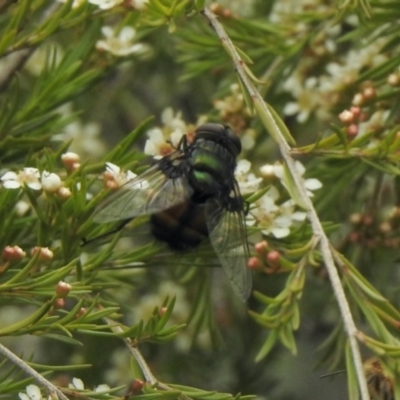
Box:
81;219;132;246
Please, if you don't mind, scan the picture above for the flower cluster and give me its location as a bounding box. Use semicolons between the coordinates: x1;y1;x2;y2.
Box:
68;377;110;393
250;161;322;238
280;16;388;123
19;385;49;400
0;152;83;197
0;167;68;195
53;105;106;159
103;162;137;188
96;26;151;57
235;159;262;195
144;108;207;159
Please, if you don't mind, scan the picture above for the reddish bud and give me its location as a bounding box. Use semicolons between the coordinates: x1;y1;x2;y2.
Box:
2;245;26;262
247;256;261;269
349;106;361;119
362;215;374;225
254;240;269;255
348;231;360;243
221;8;232;18
131;379;144;394
266;250;280;266
53;298;66;309
31;247;54;261
56;281;72;298
347;124;358;138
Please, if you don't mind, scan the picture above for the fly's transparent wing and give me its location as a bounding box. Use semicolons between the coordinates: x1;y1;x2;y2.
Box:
204;186;252;301
93;163;192;223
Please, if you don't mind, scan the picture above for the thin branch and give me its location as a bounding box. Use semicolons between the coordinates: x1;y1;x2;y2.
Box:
0;342;69;400
102;316;192;399
102;316;158;385
201;7;369;400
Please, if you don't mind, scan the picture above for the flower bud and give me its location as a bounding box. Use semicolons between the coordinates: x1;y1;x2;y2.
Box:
247;256;261;269
159;307;168;316
347;124;358;138
2;245;26;262
31;247;54;261
352;93;364;106
76;308;86;318
57;187;72;199
53;298;66;309
338;109;354;125
254;240;269;255
56;281;72;298
363;86;376;100
62;152;81;171
41;172;63;193
266;250;280;266
131;379;144;394
388;73;400;87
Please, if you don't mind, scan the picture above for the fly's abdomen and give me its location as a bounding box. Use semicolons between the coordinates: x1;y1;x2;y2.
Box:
189;139;236;195
150;201;209;250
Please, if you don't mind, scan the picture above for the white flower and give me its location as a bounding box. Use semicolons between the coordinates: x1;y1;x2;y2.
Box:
235;159;262;194
94;384;111;393
283;76;321;123
41;171;63;193
69;377;84;390
144;128;176;159
249;186;307;239
18;385;43;400
1;168;41;190
53;105;106;159
161;108;187;135
88;0;123;8
67;376;110;393
265;161;322;197
104;163;136;188
96;26;149;57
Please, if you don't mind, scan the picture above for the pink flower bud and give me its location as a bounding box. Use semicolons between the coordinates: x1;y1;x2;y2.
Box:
247;257;261;269
53;298;66;309
2;245;26;262
31;247;54;261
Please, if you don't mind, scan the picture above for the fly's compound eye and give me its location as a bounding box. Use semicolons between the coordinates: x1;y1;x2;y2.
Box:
195;123;242;156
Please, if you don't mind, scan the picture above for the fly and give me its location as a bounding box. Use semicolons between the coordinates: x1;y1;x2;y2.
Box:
91;123;252;301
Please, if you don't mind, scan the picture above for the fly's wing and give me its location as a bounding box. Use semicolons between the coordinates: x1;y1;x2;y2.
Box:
93;161;192;223
204;183;252;301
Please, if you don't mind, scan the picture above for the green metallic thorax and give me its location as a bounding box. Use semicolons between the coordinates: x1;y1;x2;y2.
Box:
188;138;236;196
